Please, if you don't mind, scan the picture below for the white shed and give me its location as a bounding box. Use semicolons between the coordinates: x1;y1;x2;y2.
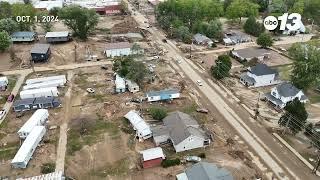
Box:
11;126;46;169
124;110;152;140
18;109;49;139
115;74;126;93
126;79;139;93
0;76;8;90
104;42;132;58
23;79;65;90
26;75;66;85
20;87;59;99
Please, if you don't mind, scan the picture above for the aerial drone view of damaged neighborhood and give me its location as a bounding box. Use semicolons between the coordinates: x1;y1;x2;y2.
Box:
0;0;319;179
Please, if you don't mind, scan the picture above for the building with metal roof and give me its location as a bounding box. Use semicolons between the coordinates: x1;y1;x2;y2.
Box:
152;111;211;152
176;162;233;180
104;42;133;58
265;82;308;109
240;64;281;87
11;32;37;42
193;33;213;47
45;31;71;43
11;126;46;168
124;110;152;140
0;76;8;90
140;147;165;168
231;47;270;62
34;0;63;10
13;97;61;112
126;79;139;93
115;74;126;93
146;89;180;102
18;109;49;139
30;43;51;62
26;75;66;85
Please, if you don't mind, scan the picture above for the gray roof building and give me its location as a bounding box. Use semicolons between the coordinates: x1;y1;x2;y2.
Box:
11;31;36;38
176;162;233;180
105;42;132;50
249;64;278;76
276;82;301;97
13;97;60;112
231;47;270;61
31;44;50;54
193;33;213;46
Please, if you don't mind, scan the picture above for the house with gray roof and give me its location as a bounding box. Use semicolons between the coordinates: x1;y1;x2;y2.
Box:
193;33;213;47
13;97;60;112
176;162;233;180
11;31;38;42
30;43;51;62
231;47;270;62
223;30;251;45
152;111;211;152
265;82;308;109
240;63;281;87
45;31;71;43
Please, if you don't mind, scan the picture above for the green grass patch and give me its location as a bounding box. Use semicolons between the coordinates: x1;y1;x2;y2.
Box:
306;89;320;104
182;103;197;114
277;65;292;81
0;146;18;160
88;94;105;102
90;158;129;177
67;115;119;155
7;76;17;92
41;162;55;174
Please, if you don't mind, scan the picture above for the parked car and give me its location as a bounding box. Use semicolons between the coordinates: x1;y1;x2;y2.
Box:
86;88;95;93
0;109;6;120
184;156;201;163
196;108;209;113
7;94;15;102
196;80;203;86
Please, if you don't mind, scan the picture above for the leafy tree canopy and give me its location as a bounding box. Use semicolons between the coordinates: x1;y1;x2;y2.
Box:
226;0;259;22
0;18;19;35
12;3;36;31
211;55;232;80
0;2;12;19
0;31;10;52
243;16;264;37
257;33;273;48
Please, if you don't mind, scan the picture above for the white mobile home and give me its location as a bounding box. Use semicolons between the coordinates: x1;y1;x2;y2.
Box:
104;42;132;58
146;89;180;102
18;109;49;139
0;76;8;90
11;126;46;169
45;31;71;43
26;75;66;85
115;74;126;93
23;79;65;90
124;110;152;140
126;79;139;93
20;87;59;99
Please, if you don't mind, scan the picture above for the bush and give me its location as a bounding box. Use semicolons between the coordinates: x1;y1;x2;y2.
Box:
198;153;206;158
150;107;167;120
161;158;181;168
41;163;55;174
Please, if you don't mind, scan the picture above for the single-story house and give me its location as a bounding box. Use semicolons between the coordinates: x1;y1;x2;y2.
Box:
176;162;233;180
240;63;281;87
152;111;211;152
11;32;37;42
30;43;51;62
223;31;251;45
126;79;139;93
231;47;270;62
115;74;126;93
265;82;308;109
34;0;63;11
124;110;152;140
193;33;213;47
13;97;60;112
104;42;133;58
45;31;71;43
146;89;180;102
0;76;8;91
140;147;165;168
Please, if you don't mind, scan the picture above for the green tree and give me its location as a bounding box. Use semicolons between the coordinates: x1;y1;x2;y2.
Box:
0;31;10;52
173;26;192;43
211;55;232;80
206;20;223;40
289;43;320;89
303;0;320;25
278;98;308;135
257;33;273;48
49;7;61;16
289;0;304;14
0;2;12;19
243;16;264;37
12;3;36;31
269;0;286;15
40;163;55;174
0;18;19;35
254;0;268;12
58;6;99;40
36;12;53;33
226;0;259;22
150;107;167;120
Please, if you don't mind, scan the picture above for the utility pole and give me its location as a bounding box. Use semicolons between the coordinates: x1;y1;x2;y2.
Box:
282;115;291;135
74;44;77;62
312;153;320;174
254;92;260;119
30;58;35;73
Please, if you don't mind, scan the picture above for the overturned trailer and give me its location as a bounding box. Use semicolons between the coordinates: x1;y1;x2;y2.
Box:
11;126;46;169
17;109;49;139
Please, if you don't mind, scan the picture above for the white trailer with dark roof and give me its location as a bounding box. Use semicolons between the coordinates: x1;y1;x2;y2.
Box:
18;109;49;139
11;126;46;169
45;31;71;43
20;87;59;99
26;75;66;85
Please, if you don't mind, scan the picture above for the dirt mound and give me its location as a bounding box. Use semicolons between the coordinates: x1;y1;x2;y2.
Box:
111;17;140;34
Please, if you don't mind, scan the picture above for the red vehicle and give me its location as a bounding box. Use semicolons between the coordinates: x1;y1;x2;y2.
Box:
7;94;15;102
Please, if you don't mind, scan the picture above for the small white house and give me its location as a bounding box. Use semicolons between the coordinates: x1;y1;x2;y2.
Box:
26;75;66;85
18;109;49;139
126;79;139;93
104;42;132;58
23;79;65;90
265;82;308;108
240;64;281;87
115;74;126;93
146;89;180;102
20;87;59;99
0;76;8;91
124;110;152;140
11;126;46;169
